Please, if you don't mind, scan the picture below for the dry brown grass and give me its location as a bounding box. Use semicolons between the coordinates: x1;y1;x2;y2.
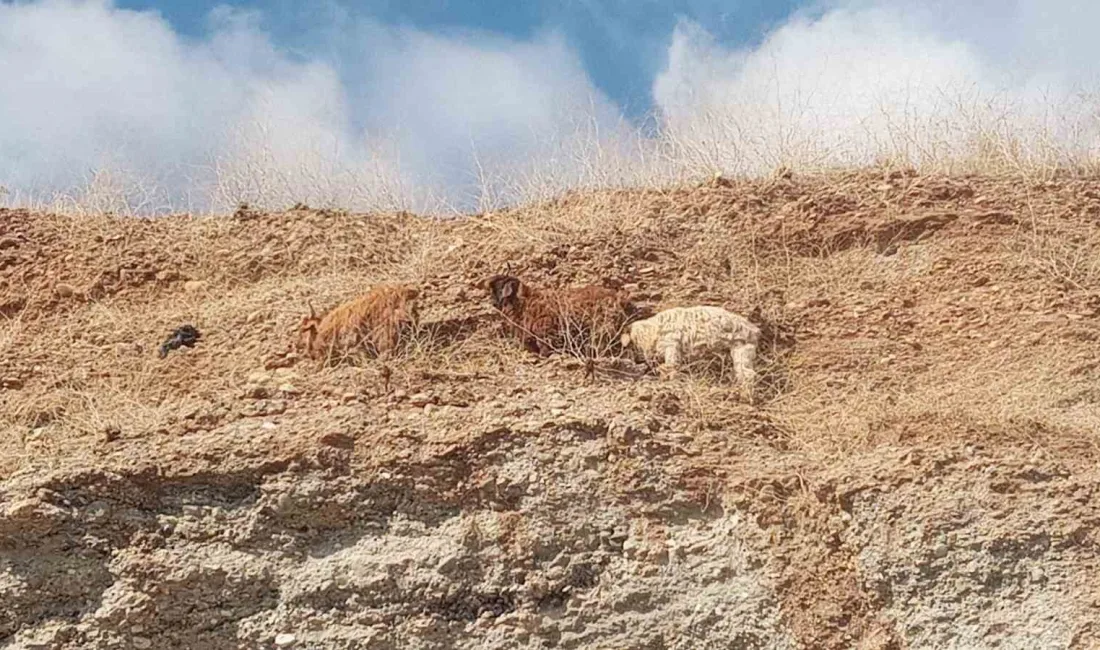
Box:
3;167;1100;485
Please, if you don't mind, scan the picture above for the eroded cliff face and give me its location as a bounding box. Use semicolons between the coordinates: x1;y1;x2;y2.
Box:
2;171;1099;648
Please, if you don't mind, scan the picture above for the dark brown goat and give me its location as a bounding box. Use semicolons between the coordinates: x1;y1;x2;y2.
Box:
486;274;635;357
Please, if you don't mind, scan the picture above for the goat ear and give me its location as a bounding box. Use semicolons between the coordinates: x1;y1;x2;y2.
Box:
501;277;519;299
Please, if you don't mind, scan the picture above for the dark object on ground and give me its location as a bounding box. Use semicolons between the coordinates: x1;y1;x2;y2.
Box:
158;325;201;358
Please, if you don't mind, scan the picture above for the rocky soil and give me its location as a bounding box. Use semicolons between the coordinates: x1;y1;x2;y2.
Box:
2;170;1099;648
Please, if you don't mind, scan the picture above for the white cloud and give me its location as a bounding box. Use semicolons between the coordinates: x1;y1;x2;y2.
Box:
3;0;1100;214
0;0;630;213
337;24;638;208
654;0;1100;174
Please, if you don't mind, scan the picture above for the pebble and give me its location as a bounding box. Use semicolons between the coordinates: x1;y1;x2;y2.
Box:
274;633;297;647
410;392;432;407
132;637;152;649
183;280;208;293
55;283;76;298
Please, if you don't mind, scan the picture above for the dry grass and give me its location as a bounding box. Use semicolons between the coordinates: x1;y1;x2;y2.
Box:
6;83;1100;218
3;167;1100;483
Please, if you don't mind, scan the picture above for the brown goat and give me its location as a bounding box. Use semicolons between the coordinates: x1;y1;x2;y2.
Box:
297;284;420;362
486;274;634;357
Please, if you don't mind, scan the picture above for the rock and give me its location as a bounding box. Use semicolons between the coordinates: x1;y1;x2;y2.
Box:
242;385;270;400
1;377;22;390
132;637;153;649
247;371;272;385
436;553;463;573
277;383;301;396
319;432;354;449
155;270;179;282
183;280;208;293
274;633;297;647
55;283;76;298
114;342;143;357
409;392;432;407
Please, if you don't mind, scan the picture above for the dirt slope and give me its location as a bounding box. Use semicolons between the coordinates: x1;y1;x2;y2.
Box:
2;170;1099;649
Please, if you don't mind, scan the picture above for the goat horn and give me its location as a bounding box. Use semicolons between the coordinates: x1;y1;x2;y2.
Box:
308;301;316;319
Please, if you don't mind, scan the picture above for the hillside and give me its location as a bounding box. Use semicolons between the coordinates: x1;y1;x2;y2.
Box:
1;169;1099;649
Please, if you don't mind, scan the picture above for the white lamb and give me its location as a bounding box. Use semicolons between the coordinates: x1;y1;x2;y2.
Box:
621;305;761;390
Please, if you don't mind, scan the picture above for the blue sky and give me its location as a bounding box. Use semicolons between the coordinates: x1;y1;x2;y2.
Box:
114;0;807;118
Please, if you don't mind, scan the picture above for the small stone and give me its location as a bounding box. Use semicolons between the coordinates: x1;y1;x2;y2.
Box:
319;432;354;449
155;270;179;282
183;280;208;293
274;633;296;647
114;342;142;357
409;392;432;407
132;637;153;649
341;392;358;403
277;383;301;396
55;283;76;298
393;389;408;400
242;385;270;400
1;377;22;390
102;426;121;443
